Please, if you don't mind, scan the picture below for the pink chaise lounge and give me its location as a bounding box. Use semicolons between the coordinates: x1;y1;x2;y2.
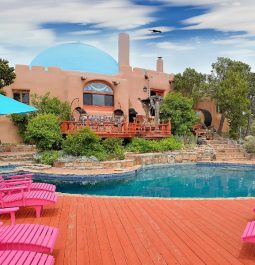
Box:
0;250;54;265
242;221;255;243
0;222;58;254
1;174;56;193
0;186;57;217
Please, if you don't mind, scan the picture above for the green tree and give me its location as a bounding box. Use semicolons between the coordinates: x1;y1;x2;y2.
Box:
246;72;255;135
160;92;197;135
0;59;16;94
174;68;208;103
25;113;62;150
217;70;249;138
209;57;251;135
31;93;71;121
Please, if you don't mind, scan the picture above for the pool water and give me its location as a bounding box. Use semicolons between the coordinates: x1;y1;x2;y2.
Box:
0;165;17;173
43;164;255;198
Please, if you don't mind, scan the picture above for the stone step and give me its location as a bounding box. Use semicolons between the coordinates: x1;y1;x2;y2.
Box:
64;166;104;170
207;140;230;144
0;145;36;153
216;155;246;159
215;147;242;151
216;158;248;161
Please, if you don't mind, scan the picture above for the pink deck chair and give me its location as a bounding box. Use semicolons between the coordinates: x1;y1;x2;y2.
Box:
0;186;57;218
0;250;54;265
1;174;56;193
0;223;58;254
242;221;255;243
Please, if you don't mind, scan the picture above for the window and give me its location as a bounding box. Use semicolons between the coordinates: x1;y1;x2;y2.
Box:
83;94;92;105
13;90;30;104
83;82;114;107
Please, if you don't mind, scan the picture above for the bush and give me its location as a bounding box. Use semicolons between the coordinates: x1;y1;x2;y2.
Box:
35;150;59;165
126;137;183;153
10;113;29;139
157;137;183;151
243;135;255;153
62;128;107;160
31;93;71;121
102;138;125;160
25;114;62;150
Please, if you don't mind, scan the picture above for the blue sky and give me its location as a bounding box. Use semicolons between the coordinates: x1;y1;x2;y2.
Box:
1;0;255;74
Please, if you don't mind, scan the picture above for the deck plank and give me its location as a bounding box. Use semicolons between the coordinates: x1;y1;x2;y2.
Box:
2;196;255;265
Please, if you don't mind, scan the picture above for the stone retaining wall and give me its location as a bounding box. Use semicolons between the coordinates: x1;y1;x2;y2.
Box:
0;144;36;153
54;146;216;169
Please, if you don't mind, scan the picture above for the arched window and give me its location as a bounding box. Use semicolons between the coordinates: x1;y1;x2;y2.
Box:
83;82;114;106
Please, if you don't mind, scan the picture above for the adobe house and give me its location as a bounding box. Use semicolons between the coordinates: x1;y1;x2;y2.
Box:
0;33;227;143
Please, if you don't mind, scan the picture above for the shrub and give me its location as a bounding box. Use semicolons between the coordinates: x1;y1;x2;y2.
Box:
102;138;125;160
62;128;107;160
126;138;156;153
243;135;255;153
126;137;183;153
11;93;70;141
31;93;71;121
157;137;183;151
25;113;62;150
10;113;29;139
35;150;59;165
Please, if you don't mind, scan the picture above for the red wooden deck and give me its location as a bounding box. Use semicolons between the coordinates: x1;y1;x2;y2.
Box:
60;121;171;139
1;196;255;265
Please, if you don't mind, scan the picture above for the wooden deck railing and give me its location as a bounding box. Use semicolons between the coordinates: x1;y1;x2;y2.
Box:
60;120;171;139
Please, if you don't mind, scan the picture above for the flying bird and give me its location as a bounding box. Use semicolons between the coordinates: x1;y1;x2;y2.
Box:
149;29;162;33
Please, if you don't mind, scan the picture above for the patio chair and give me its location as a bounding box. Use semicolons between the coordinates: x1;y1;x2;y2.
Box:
0;185;57;217
241;221;255;243
1;174;56;193
0;222;58;254
0;250;54;265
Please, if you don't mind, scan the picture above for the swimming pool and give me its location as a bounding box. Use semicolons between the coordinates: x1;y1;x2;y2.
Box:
0;165;17;173
34;163;255;198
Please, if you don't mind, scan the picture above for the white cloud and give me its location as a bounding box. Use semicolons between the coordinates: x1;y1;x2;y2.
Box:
0;0;159;64
161;0;255;36
70;30;101;36
157;41;195;51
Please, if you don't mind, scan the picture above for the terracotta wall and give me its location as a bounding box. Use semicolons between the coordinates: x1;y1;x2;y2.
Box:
0;116;22;143
194;99;229;132
1;63;173;143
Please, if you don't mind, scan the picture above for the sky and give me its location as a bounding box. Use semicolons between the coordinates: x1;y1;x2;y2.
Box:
1;0;255;74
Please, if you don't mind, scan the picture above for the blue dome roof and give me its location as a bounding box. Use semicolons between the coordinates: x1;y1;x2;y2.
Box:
30;43;119;75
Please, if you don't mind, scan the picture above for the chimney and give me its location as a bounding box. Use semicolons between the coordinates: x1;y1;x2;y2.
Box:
118;33;130;67
156;57;163;72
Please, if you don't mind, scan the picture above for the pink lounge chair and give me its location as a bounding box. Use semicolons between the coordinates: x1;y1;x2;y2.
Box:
0;250;54;265
0;223;58;254
241;221;255;243
0;186;57;217
1;174;56;193
0;207;19;225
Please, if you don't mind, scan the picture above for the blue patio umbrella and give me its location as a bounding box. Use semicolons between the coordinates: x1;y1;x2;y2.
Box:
0;94;37;115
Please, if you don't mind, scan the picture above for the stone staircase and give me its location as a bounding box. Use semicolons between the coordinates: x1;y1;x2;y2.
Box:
206;138;248;162
0;151;35;165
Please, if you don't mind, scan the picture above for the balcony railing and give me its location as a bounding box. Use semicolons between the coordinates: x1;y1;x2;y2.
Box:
60;120;171;139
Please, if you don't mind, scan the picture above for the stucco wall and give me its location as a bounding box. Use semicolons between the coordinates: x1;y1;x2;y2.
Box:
1;63;173;143
194;99;229;132
0;116;22;143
